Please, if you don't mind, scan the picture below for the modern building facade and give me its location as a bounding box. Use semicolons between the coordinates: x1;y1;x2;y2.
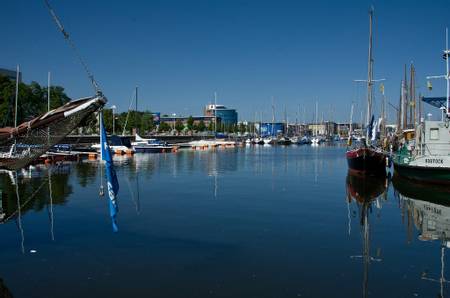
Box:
204;104;238;125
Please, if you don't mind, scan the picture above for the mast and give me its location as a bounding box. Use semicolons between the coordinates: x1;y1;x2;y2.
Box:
14;65;19;128
135;86;138;135
366;8;374;141
47;72;51;112
409;64;416;126
403;65;408;129
380;83;386;138
315;100;318;136
446;28;449;118
271;96;275;137
349;102;354;138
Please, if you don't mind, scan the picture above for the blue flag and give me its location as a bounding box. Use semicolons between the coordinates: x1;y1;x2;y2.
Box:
100;112;119;232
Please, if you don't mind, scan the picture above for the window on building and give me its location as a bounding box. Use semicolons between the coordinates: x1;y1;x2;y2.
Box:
429;128;440;140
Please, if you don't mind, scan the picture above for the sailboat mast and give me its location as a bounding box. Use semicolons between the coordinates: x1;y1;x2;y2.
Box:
446;28;450;117
315;101;318;136
366;8;374;140
135;86;138;134
48;72;51;112
14;65;19;128
271;97;275;136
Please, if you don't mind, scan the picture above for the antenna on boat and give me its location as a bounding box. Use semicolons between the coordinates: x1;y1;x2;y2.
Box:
426;27;450;119
44;0;103;96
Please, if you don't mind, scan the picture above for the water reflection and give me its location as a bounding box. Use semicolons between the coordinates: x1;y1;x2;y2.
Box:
393;175;450;297
0;278;13;298
0;164;73;253
346;172;388;298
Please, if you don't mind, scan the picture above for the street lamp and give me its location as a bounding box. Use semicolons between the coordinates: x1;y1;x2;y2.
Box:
111;105;117;135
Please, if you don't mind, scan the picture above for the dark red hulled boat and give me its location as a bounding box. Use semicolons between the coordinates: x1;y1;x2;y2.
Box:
346;9;387;176
346;146;386;175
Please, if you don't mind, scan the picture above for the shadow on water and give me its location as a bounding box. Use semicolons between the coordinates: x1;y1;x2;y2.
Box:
393;175;450;297
346;171;388;298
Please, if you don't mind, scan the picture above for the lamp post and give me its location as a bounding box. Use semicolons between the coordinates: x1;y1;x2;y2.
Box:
111;105;117;135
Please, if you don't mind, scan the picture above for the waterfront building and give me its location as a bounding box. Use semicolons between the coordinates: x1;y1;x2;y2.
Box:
0;68;22;82
308;121;337;137
160;115;216;128
337;123;362;138
204;104;238;125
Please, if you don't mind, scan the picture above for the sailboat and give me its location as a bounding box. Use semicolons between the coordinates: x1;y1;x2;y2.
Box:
0;95;105;170
392;30;450;185
263;99;277;144
346;8;386;175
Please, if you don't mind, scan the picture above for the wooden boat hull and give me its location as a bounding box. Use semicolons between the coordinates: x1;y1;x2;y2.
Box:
346;147;386;175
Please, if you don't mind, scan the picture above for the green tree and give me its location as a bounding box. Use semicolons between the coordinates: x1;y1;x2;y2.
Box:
140;111;154;133
0;75;71;127
158;122;171;132
197;120;206;132
207;121;214;132
186;116;194;131
175;119;184;132
239;122;246;134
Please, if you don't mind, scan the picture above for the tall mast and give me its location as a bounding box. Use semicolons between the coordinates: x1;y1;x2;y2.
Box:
366;8;374;140
47;72;51;112
409;64;416;126
135;86;138;134
403;65;408;129
315;100;318;136
14;65;19;127
446;28;449;117
271;96;275;136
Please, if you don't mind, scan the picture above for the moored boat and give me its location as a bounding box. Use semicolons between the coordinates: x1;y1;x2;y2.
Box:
346;8;386;176
393;31;450;185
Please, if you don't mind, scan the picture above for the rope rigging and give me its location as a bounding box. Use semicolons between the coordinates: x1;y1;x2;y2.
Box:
43;0;103;97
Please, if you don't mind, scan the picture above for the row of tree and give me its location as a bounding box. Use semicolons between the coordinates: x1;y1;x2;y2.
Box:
0;75;71;127
0;74;248;135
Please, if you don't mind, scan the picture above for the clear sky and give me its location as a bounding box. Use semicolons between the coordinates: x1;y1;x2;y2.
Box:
2;0;449;123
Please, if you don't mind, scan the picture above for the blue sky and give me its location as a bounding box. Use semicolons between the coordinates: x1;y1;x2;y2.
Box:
2;0;449;122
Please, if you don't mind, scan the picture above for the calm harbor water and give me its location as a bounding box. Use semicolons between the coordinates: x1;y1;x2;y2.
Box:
0;145;448;297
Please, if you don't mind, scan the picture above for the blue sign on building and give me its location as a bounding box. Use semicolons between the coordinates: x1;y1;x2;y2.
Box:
260;123;285;137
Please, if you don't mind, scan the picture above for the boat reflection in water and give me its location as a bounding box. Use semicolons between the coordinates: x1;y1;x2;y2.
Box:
0;164;73;254
393;175;450;297
346;171;388;298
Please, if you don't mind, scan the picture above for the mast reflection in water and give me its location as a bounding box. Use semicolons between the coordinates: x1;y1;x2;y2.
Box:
346;171;388;298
